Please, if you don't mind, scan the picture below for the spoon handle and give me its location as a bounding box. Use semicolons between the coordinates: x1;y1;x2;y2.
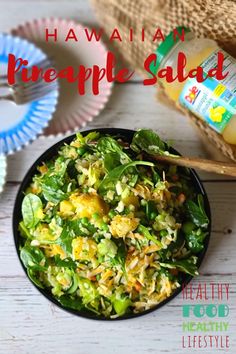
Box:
153;155;236;177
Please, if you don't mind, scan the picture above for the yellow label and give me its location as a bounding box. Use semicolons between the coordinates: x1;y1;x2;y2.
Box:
213;84;225;97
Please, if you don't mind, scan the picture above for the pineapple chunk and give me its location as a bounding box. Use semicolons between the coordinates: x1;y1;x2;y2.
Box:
70;192;108;218
122;195;139;208
51;245;66;259
44;244;66;259
110;215;139;238
60;200;75;217
72;237;97;260
38;164;48;175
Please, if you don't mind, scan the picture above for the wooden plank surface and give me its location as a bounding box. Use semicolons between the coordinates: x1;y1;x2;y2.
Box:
0;1;235;354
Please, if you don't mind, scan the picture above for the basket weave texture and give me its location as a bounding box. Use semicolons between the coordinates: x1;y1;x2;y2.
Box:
91;0;236;161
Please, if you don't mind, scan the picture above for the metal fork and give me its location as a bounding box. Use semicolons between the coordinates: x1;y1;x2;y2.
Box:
0;81;58;104
0;58;58;104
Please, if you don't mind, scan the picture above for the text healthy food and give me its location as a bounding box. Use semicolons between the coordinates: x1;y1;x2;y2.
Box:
19;130;209;318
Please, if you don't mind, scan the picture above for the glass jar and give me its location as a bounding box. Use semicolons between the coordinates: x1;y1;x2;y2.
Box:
155;27;236;145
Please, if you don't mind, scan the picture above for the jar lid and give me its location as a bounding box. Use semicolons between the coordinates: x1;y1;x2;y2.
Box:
150;26;190;75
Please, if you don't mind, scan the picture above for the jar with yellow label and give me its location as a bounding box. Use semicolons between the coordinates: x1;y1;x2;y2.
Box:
154;27;236;145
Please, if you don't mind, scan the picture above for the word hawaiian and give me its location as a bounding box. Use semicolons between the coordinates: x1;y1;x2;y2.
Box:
45;27;184;43
182;321;229;332
182;283;230;301
7;50;229;95
182;335;229;349
183;304;229;318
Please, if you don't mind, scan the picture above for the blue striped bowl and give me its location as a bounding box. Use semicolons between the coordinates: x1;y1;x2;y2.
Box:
0;33;59;155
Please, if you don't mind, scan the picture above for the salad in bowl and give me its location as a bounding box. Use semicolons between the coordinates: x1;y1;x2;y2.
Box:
14;129;211;319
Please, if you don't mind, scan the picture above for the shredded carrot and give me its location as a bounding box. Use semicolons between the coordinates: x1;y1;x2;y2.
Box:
134;281;142;292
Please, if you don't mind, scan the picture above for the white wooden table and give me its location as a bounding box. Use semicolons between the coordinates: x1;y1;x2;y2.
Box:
0;1;235;353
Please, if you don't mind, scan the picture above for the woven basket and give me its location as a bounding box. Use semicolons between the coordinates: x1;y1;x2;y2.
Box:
90;0;236;162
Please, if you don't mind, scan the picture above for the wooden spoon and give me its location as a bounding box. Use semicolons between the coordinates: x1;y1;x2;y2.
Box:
152;154;236;177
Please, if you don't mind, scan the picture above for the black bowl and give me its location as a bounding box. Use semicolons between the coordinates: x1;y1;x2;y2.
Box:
13;128;211;320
